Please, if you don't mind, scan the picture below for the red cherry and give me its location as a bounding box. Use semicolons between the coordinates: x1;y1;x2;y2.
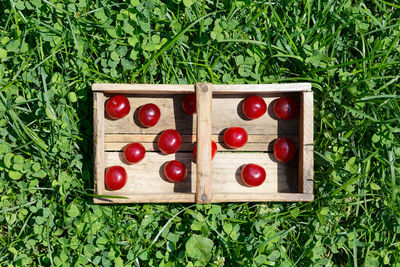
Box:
105;166;127;190
242;96;267;119
138;103;161;127
164;160;187;183
273;97;299;120
273;137;296;162
106;95;130;119
193;141;217;160
182;93;196;115
223;127;248;148
158;129;182;154
241;164;266;187
124;143;146;164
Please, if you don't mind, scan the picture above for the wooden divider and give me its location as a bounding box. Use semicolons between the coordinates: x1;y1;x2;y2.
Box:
195;83;213;203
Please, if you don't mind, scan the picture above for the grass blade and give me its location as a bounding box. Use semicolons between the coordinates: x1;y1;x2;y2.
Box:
134;12;216;77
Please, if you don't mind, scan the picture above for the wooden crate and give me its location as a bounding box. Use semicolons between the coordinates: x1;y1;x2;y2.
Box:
92;83;313;204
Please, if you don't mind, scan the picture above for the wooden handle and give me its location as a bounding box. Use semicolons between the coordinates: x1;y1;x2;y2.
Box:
195;83;213;203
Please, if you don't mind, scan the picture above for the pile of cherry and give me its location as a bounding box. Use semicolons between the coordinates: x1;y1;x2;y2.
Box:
104;94;298;191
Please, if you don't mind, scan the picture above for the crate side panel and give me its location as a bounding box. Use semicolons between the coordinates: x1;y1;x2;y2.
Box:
94;193;196;204
93;92;105;195
212;193;314;202
212;83;312;94
92;83;311;94
92;83;195;94
298;92;314;194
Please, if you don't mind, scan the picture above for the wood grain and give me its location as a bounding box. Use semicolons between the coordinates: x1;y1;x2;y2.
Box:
94;193;195;204
212;193;314;203
104;134;298;143
94;193;313;204
98;151;297;198
103;134;299;152
103;94;299;135
101;152;196;195
92;83;195;94
195;83;213;203
93;92;105;196
92;83;312;94
103;138;299;152
212;83;312;94
298;91;314;194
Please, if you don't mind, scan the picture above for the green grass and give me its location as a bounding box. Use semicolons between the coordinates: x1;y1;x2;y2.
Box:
0;0;399;266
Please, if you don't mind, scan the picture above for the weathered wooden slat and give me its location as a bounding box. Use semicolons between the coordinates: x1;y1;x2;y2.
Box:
93;92;105;197
104;134;298;143
212;193;314;203
103;134;299;152
94;193;313;204
98;151;297;198
298;92;314;194
103;95;299;135
92;83;312;94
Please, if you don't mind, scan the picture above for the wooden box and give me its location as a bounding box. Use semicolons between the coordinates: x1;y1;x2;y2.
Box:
92;83;313;204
